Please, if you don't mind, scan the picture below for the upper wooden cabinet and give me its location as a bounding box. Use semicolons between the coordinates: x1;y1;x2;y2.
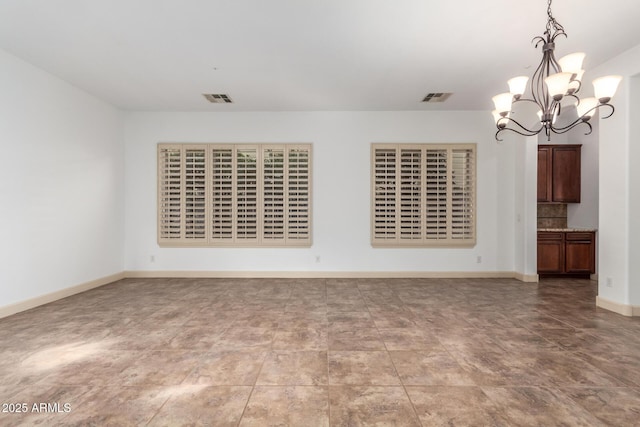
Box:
537;144;581;203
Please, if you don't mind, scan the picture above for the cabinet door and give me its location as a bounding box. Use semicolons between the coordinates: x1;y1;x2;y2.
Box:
537;147;552;202
565;232;595;273
552;146;581;203
537;232;565;273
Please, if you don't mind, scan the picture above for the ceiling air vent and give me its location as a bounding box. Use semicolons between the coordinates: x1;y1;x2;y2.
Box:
203;93;233;104
422;93;452;103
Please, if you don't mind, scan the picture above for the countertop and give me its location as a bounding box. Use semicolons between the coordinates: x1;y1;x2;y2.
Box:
538;228;597;232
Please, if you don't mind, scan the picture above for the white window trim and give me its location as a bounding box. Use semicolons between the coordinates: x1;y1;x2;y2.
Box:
158;143;312;247
371;143;476;248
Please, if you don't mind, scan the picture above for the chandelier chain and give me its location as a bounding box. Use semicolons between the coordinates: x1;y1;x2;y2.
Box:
545;0;564;35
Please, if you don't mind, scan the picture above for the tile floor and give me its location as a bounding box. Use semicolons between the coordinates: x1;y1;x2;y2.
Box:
1;277;640;426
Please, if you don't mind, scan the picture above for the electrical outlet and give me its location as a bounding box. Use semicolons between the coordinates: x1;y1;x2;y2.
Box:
476;256;482;264
315;255;320;263
150;255;155;263
606;277;613;287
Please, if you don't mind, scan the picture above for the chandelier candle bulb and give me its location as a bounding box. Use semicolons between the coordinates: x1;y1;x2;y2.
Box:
508;76;529;99
593;75;622;103
492;110;508;128
576;97;599;120
544;72;573;100
492;93;513;115
567;69;585;94
558;52;586;75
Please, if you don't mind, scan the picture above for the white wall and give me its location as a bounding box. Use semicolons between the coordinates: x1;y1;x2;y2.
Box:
629;74;640;306
0;49;124;309
124;110;516;274
591;44;640;307
494;131;535;280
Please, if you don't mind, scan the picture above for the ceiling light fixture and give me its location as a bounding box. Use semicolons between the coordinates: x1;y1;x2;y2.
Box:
491;0;622;141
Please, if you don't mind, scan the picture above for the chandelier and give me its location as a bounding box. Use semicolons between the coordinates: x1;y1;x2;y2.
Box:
492;0;622;141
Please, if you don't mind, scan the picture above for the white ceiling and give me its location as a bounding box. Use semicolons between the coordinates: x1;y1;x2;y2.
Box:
1;0;639;112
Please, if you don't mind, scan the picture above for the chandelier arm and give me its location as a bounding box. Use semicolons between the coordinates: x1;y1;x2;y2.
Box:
496;117;543;136
532;36;546;49
549;104;615;133
599;103;615;119
568;80;582;96
550;120;593;136
530;55;547;108
495;126;544;142
566;94;580;104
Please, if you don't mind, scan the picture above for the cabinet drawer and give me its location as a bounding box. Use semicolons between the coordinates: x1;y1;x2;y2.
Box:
538;232;563;241
566;232;594;242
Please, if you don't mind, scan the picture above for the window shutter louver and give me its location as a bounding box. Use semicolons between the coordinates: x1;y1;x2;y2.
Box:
158;147;183;241
451;148;475;240
236;147;258;242
372;143;476;247
211;147;233;241
425;149;448;241
287;147;311;243
158;143;311;247
373;148;397;240
400;149;422;240
263;148;285;241
184;147;208;240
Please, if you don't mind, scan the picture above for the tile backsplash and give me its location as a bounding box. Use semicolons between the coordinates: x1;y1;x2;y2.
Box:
537;203;567;228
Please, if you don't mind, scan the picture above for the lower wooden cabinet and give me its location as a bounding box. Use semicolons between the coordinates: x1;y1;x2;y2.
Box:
537;231;595;275
537;232;565;274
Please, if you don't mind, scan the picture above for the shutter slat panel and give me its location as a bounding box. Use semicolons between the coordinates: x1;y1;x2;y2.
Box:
287;147;311;241
211;148;233;240
264;148;285;240
159;147;183;241
451;148;475;240
373;148;397;240
236;148;258;241
184;148;207;240
425;149;448;241
400;149;422;240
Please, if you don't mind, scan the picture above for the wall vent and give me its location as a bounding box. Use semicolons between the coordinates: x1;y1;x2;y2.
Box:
422;93;453;103
203;94;233;104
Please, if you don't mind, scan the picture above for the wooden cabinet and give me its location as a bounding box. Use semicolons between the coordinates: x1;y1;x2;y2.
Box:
565;232;596;273
538;231;595;275
537;232;564;273
538;145;581;203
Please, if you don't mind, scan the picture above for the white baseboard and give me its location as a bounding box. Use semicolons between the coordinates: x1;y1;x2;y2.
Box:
124;270;521;279
513;272;539;283
596;296;640;317
0;272;125;319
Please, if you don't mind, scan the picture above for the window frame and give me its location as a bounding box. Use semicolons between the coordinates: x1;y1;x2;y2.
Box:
371;143;476;248
158;143;312;248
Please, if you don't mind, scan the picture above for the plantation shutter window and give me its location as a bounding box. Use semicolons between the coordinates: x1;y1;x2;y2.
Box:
158;143;312;247
371;143;476;247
